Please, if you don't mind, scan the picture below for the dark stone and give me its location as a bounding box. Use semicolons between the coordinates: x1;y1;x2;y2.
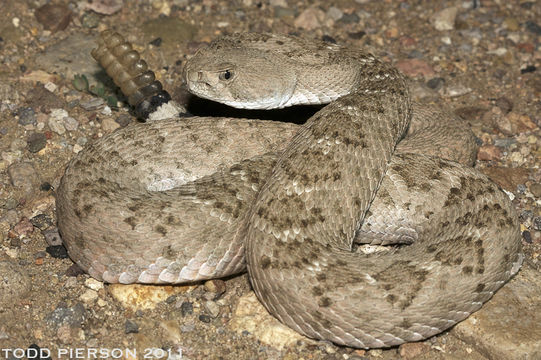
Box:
348;31;366;39
125;320;139;334
114;114;132;127
30;214;52;230
522;231;532;244
34;4;72;33
520;65;536;74
427;77;445;90
165;295;177;304
18;107;36;125
340;12;360;24
525;21;541;35
40;182;53;191
46;245;69;259
198;314;211;323
65;264;86;277
45;302;85;327
149;37;162;47
321;35;336;44
27;133;47;153
180;301;193;316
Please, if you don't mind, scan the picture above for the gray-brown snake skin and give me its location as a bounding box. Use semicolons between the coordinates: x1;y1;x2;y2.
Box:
56;32;523;348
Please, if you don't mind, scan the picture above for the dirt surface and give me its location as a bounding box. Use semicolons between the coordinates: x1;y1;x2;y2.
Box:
0;1;540;359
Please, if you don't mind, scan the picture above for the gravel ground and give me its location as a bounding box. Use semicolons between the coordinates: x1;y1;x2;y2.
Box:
0;1;540;359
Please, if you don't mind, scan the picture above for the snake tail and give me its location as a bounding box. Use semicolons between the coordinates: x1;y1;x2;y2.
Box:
91;30;171;119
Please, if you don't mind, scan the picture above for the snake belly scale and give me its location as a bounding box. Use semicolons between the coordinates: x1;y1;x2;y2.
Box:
56;31;523;348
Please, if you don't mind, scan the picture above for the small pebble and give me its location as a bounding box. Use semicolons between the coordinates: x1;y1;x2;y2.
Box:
73;144;83;153
348;31;366;39
204;279;226;296
427;77;445;90
326;7;343;22
65;264;86;277
85;278;104;291
86;0;123;15
115;114;132;127
431;6;458;31
522;231;532;244
34;3;72;33
27;133;47;153
81;11;100;28
530;183;541;197
339;12;360;24
443;84;472;97
30;214;53;230
63;116;79;131
14;217;34;237
180;301;193;316
41;182;53;191
198;314;211;323
44;82;57;93
45;303;85;327
45;245;69;259
533;217;541;231
80;98;105;111
150;37;162;47
9;237;21;248
42;228;62;246
101;117;120;132
125;320;139;334
520;65;536;74
273;6;296;19
180;323;195;333
203;300;220;318
294;7;324;30
478;145;501;161
79;289;99;303
48;109;68;135
525;21;541;35
17;107;36;126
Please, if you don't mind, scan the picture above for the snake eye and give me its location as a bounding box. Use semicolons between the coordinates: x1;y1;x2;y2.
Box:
219;70;233;81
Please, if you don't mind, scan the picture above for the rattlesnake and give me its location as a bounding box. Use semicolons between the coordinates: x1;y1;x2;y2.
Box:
56;31;523;348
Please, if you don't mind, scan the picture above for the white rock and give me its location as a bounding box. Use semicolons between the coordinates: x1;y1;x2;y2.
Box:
48;109;68;135
229;293;309;350
79;289;98;303
431;7;458;31
85;278;104;291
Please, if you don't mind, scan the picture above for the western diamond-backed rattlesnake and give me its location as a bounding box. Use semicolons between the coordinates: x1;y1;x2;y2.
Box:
56;31;523;348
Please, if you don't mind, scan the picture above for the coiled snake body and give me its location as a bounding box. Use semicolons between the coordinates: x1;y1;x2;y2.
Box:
56;32;523;348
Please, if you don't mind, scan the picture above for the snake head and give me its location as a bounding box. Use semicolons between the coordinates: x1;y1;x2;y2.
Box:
183;38;297;110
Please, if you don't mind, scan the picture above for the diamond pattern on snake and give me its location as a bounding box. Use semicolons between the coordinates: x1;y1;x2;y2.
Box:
56;31;523;348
